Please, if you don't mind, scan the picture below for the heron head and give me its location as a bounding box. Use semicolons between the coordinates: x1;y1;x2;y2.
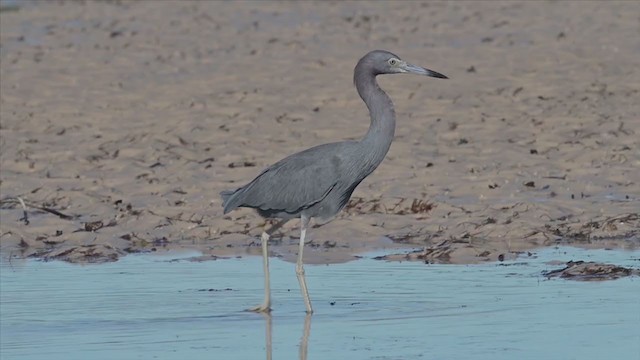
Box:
363;50;448;79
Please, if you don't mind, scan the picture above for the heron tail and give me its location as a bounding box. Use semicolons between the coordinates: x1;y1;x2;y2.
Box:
220;189;241;214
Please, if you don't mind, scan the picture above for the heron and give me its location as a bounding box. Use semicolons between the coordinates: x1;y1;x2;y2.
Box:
220;50;448;313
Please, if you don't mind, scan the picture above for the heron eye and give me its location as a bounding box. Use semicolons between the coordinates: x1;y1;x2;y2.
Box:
389;58;398;66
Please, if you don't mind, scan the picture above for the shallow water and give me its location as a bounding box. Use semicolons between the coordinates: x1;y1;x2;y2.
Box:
1;247;639;360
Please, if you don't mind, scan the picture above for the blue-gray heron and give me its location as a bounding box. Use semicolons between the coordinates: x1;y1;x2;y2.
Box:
221;50;447;313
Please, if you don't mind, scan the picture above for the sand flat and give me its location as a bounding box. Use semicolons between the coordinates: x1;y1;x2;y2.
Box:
1;1;638;264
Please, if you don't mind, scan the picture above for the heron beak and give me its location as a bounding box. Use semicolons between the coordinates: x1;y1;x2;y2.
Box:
402;63;448;79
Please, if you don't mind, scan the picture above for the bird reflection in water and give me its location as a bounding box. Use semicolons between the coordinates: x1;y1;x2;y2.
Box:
261;313;312;360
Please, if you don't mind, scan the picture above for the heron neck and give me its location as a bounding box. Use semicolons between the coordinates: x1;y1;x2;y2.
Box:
356;73;396;169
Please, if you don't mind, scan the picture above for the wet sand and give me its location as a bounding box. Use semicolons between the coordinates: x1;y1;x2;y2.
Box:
1;1;639;264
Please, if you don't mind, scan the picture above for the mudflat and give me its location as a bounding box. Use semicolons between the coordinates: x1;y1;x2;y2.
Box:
1;1;638;264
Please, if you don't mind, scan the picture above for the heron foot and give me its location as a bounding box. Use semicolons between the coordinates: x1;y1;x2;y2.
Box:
246;303;271;313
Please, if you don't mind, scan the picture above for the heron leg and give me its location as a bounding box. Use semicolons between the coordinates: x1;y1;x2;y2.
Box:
299;313;312;359
263;312;273;360
296;214;314;313
247;220;287;313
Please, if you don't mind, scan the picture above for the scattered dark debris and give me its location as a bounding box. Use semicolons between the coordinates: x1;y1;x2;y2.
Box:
0;197;76;221
198;288;233;292
343;197;436;216
375;249;429;263
323;240;337;248
512;87;523;97
484;217;497;225
343;197;377;214
84;220;104;232
543;261;640;281
161;212;204;225
72;219;116;233
477;250;491;257
114;201;142;216
547;213;640;243
497;262;530;267
180;254;228;262
122;247;150;254
410;199;434;214
386;230;426;244
198;157;215;164
228;161;256;168
34;244;125;264
374;241;454;264
42;237;65;245
152;237;170;246
136;173;160;184
275;113;303;123
601;213;638;231
543;175;566;180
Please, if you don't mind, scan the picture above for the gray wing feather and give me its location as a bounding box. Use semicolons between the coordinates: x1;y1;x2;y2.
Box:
221;142;353;215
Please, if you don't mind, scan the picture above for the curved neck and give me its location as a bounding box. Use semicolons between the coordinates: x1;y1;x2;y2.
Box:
355;69;396;172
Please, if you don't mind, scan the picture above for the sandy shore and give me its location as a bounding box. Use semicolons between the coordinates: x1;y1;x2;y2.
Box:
1;1;638;264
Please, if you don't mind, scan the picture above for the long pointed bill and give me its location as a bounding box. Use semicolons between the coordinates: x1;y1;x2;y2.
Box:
403;63;448;79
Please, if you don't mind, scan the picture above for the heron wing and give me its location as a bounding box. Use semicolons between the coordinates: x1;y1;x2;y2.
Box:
221;142;353;215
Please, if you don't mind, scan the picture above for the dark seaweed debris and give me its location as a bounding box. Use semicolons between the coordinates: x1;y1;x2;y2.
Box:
543;260;640;281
